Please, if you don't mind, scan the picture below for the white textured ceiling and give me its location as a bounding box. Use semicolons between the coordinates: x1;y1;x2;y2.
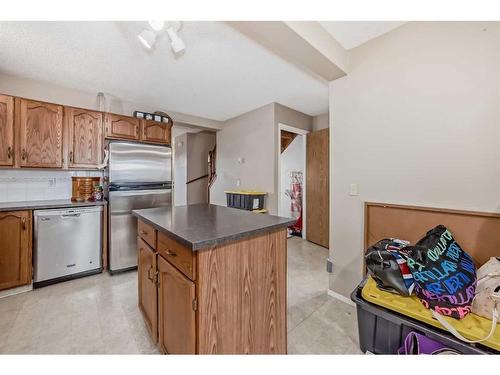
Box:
319;21;406;49
0;21;329;121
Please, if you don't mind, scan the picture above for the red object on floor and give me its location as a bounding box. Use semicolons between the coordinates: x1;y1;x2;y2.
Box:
290;211;303;233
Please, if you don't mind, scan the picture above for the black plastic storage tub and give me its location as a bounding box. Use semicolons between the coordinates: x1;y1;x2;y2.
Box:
350;280;496;354
225;191;265;211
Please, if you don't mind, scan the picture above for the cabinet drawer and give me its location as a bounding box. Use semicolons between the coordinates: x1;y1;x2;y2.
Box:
138;220;156;249
157;232;195;280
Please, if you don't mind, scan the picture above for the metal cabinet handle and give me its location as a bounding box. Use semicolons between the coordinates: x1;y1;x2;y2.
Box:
21;149;27;160
69;151;73;163
7;146;12;159
147;266;154;281
140;230;148;236
164;249;177;257
21;217;26;230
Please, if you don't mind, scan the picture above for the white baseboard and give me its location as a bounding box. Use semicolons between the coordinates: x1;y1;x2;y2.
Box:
327;289;355;307
0;283;33;299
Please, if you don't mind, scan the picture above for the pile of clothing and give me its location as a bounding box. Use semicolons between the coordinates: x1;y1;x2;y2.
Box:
366;225;500;348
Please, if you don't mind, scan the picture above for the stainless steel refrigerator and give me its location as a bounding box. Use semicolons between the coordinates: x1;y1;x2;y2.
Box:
108;142;172;273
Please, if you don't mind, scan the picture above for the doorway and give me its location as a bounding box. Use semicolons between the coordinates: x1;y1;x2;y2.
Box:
278;123;308;239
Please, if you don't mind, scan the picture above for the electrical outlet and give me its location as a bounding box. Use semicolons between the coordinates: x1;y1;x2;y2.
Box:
326;258;334;273
48;178;56;188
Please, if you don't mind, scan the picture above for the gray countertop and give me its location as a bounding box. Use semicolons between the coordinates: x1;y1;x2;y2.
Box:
0;199;107;212
132;204;295;250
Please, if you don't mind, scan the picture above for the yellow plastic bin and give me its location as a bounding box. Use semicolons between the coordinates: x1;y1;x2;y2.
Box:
350;276;499;354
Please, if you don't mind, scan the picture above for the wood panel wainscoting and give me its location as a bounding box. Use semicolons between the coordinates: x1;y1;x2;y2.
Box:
306;128;329;248
137;220;287;354
364;202;500;271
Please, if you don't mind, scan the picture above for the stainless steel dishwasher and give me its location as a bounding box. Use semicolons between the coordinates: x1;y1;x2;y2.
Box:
34;206;103;288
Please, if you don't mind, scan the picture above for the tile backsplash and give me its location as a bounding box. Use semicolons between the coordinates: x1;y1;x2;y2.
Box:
0;170;103;202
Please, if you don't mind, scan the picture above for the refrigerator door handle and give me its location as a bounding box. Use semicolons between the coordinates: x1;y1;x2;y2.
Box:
109;189;171;198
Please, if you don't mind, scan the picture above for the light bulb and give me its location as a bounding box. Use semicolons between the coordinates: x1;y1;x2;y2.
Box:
138;29;157;50
148;20;165;31
166;27;186;54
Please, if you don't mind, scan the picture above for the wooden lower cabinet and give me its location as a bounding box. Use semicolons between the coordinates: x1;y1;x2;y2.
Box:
0;210;32;291
138;238;158;343
137;219;287;354
157;255;196;354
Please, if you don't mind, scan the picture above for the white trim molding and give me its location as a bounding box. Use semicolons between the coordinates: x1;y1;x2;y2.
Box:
328;289;356;307
0;283;32;299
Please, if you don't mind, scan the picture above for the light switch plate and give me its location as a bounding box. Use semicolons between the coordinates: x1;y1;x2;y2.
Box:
349;183;358;196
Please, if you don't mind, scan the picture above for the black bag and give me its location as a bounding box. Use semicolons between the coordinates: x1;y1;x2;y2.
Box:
405;225;477;319
365;238;415;296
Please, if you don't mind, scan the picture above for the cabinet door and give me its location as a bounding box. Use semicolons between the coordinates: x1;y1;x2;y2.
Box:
138;237;158;343
66;107;103;168
0;211;32;291
104;113;140;140
158;255;196;354
17;99;63;168
0;94;14;166
141;120;171;145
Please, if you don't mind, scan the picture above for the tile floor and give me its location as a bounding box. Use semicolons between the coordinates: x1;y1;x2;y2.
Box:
0;236;361;354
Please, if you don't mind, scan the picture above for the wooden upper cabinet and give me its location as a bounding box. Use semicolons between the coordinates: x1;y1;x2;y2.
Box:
158;255;196;354
0;210;32;291
0;95;14;167
65;107;103;169
141;120;172;145
138;237;158;343
104;113;140;140
16;98;63;168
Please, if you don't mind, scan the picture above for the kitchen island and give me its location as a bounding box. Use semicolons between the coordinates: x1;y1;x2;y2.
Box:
132;204;294;354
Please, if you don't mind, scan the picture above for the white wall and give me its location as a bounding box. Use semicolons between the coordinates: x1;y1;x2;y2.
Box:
279;135;304;218
312;113;329;131
186;132;216;204
329;21;500;297
211;103;312;214
210;104;276;212
0;72;223;130
173;133;188;206
0;170;102;202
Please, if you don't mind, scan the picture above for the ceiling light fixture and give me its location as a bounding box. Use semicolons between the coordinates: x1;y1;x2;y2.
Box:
148;20;165;32
138;21;185;55
166;26;186;54
138;29;157;50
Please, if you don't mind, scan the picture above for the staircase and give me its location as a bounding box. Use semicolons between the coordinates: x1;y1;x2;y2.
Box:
281;130;297;153
207;145;217;202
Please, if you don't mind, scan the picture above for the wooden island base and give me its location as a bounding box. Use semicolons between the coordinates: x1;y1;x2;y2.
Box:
136;216;288;354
